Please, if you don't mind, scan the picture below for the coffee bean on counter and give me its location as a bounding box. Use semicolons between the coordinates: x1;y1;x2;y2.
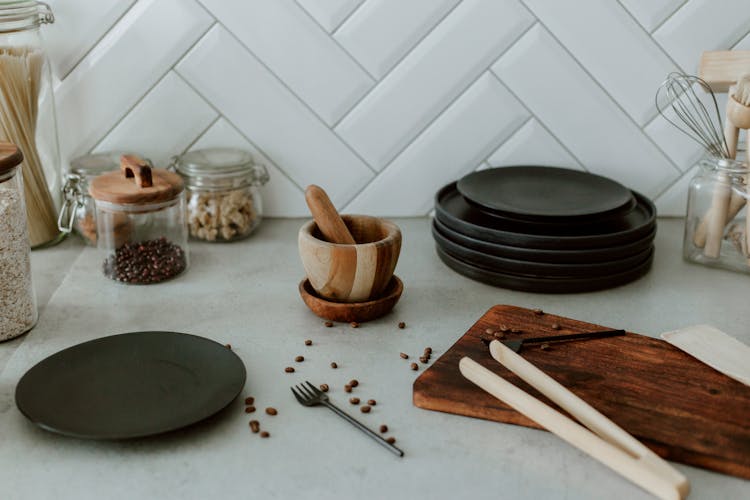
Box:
398;322;406;329
225;344;232;350
360;405;371;413
244;397;255;405
367;399;376;406
419;356;429;364
324;321;333;327
284;367;295;373
386;437;396;444
533;308;544;316
103;237;187;284
266;407;278;416
344;384;352;393
304;339;313;346
399;352;409;359
424;347;432;355
551;323;561;331
249;420;260;433
260;431;270;438
350;322;360;329
349;379;359;387
320;384;329;392
295;355;304;362
330;362;338;369
245;406;256;414
379;425;388;434
410;362;418;371
349;397;360;405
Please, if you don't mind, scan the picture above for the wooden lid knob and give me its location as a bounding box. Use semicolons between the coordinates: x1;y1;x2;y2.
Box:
89;155;183;205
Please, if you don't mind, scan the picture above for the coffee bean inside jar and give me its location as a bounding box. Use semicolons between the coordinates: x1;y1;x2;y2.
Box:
89;155;189;285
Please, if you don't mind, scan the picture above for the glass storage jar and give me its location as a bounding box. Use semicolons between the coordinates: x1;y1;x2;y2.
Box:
0;142;37;340
58;152;142;246
89;155;189;284
684;155;750;273
0;1;62;248
172;148;269;242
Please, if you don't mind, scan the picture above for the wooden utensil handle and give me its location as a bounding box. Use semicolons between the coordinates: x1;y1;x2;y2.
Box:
459;357;685;500
120;155;153;188
305;185;356;244
488;341;689;495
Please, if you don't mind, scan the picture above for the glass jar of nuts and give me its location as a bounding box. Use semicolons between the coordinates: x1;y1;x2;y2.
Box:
172;148;269;242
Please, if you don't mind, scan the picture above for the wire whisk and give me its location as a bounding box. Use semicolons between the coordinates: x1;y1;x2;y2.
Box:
655;72;730;159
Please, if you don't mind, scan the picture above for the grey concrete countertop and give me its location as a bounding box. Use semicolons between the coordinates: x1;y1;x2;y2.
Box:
0;218;748;500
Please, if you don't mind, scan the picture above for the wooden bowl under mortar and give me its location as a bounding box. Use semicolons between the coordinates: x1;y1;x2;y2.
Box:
298;215;401;303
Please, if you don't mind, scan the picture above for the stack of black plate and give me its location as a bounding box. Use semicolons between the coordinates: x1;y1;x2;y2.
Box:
432;166;656;293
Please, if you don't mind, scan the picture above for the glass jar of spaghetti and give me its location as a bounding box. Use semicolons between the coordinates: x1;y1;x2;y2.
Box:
0;1;62;248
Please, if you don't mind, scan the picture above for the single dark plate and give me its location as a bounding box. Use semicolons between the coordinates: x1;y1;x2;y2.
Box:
15;331;246;440
457;166;633;219
435;182;656;250
435;245;653;293
432;217;656;264
432;221;654;278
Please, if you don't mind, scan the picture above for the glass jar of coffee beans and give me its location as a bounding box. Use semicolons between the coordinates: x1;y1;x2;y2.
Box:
89;155;189;284
172;148;269;242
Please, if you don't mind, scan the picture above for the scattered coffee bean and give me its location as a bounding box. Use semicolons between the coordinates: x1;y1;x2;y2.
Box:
379;425;388;433
399;352;409;359
244;397;254;405
350;322;359;329
245;406;256;414
360;405;371;413
349;397;360;405
324;321;333;327
304;339;312;346
485;328;494;335
320;384;329;392
410;362;418;371
344;384;352;393
367;399;376;406
386;437;396;444
260;431;270;438
398;322;406;329
419;356;429;364
295;355;304;362
249;420;260;433
103;237;187;284
540;343;550;351
424;347;432;355
266;407;278;416
225;344;232;350
330;362;338;369
533;308;544;316
551;323;561;331
349;379;359;387
284;367;295;373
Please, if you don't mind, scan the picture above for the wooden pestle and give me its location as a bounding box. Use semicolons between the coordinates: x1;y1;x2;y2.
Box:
305;185;356;244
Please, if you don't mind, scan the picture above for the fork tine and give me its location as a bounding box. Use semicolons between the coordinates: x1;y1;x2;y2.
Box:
290;386;305;404
298;383;315;399
304;381;322;395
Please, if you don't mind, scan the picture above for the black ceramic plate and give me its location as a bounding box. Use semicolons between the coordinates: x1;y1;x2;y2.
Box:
432;221;654;278
15;331;246;439
435;245;653;293
433;217;656;264
435;182;656;250
457;166;634;219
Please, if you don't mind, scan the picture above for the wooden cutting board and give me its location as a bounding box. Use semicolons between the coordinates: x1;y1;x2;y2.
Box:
413;305;750;479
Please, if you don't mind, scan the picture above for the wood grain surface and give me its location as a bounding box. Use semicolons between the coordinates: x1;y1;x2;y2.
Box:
413;305;750;479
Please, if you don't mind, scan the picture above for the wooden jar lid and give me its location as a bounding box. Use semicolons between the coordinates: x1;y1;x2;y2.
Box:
89;155;184;205
0;142;23;175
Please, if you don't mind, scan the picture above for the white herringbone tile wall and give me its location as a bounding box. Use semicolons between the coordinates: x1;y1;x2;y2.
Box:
44;0;750;217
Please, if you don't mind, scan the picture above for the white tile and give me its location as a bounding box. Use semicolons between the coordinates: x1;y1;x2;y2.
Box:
334;0;460;78
344;73;528;216
618;0;684;32
190;119;308;217
44;0;136;79
54;0;213;162
734;32;750;50
487;118;581;169
198;0;372;125
492;25;678;197
653;0;750;72
654;166;697;216
335;0;533;170
296;0;363;32
176;26;373;207
92;72;217;167
522;0;676;125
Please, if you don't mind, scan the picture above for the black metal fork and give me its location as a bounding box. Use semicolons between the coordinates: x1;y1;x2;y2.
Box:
291;381;404;457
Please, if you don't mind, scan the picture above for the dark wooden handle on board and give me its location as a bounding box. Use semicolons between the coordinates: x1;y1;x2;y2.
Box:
120;155;153;188
305;185;356;244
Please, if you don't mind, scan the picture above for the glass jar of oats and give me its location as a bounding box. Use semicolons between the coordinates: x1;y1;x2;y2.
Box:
172;148;269;242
